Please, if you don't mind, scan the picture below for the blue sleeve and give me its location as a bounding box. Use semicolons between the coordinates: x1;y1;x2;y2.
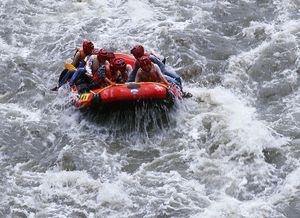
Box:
149;55;166;72
98;65;106;80
127;61;139;82
149;55;162;65
78;60;86;68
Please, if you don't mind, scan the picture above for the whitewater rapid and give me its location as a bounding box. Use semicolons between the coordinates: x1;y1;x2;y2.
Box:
0;0;300;217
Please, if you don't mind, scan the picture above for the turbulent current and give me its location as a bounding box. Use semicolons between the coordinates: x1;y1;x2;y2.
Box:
1;0;300;217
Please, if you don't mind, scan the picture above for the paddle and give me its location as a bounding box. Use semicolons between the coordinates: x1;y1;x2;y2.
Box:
64;63;77;72
50;67;69;91
63;63;115;85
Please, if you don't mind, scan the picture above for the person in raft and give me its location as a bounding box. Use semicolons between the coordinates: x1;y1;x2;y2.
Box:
128;44;192;97
107;51;116;64
93;52;131;84
51;39;95;90
128;45;181;86
68;48;110;89
108;58;132;83
135;56;170;86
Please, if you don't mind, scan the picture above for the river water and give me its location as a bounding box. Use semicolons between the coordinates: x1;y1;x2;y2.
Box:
1;0;300;217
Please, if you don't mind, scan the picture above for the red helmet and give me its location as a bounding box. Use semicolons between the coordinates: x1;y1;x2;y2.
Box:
107;51;116;63
138;56;152;70
113;58;126;70
82;40;94;54
130;44;144;58
97;48;108;62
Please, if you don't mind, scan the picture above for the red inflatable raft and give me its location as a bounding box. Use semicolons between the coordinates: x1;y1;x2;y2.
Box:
70;53;182;110
114;53;136;68
71;82;181;110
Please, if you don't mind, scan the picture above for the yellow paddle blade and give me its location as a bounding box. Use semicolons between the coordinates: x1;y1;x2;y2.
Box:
64;63;77;71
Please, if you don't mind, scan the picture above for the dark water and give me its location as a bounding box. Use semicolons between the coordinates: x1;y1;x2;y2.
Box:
0;0;300;217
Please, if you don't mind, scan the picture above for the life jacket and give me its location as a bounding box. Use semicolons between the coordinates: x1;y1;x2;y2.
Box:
85;55;96;76
91;63;111;84
91;70;101;83
74;48;87;61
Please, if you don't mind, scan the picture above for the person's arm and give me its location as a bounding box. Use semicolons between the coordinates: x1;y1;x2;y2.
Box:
71;52;81;68
127;61;139;82
97;64;114;85
91;58;100;75
126;64;133;75
115;70;123;83
135;70;141;82
160;74;169;86
150;54;170;76
155;64;169;85
149;55;162;66
123;65;132;82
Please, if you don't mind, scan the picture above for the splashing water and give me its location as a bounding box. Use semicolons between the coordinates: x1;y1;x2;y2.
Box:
1;0;300;217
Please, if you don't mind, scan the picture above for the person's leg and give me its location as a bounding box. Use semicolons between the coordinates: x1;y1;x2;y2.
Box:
69;68;87;86
59;70;75;87
163;69;182;88
164;75;192;98
150;55;182;89
164;75;181;89
58;69;69;84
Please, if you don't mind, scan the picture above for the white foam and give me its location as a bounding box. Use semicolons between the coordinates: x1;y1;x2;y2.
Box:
0;103;42;123
271;166;300;204
126;0;155;22
1;0;299;217
242;21;275;39
40;170;100;208
97;180;133;206
181;86;289;154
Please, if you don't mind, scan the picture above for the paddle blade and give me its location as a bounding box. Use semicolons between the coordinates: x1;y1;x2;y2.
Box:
64;63;77;71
